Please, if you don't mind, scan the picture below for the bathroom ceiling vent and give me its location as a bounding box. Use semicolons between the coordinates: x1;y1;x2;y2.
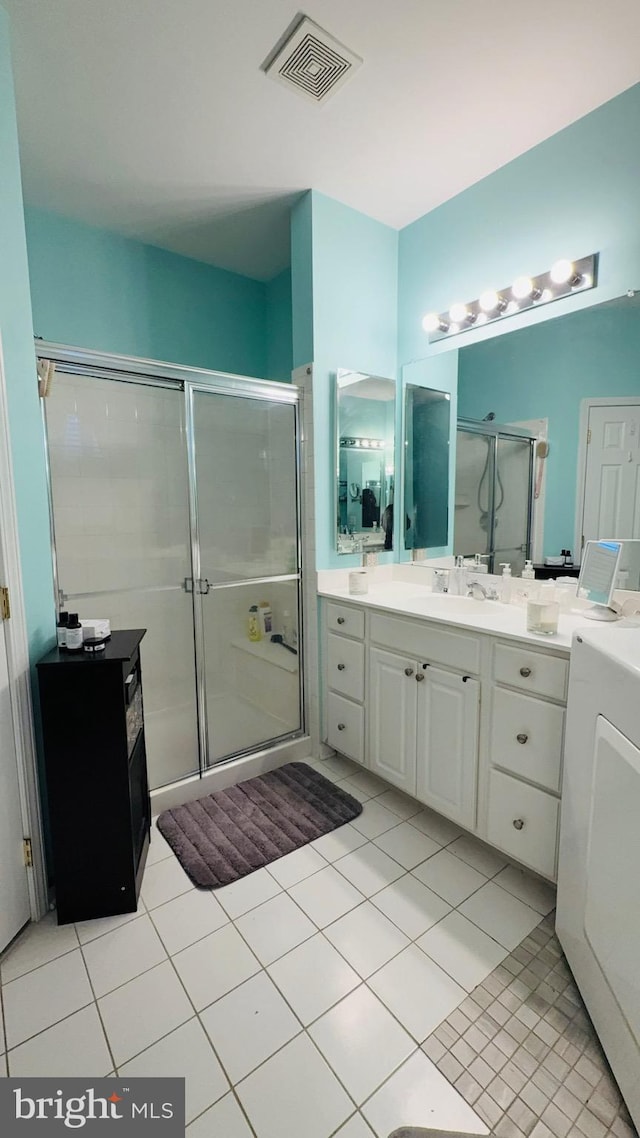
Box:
264;16;362;105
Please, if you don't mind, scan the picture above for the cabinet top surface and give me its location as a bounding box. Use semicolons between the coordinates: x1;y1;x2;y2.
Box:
319;581;596;654
37;629;146;668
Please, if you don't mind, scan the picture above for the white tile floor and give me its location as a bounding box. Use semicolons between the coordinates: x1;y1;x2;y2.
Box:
0;756;557;1137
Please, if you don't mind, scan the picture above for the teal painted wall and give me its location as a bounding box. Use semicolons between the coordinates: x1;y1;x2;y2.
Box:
308;192;399;569
0;12;55;665
290;192;314;370
458;298;640;557
398;83;640;369
25;206;276;379
265;268;293;382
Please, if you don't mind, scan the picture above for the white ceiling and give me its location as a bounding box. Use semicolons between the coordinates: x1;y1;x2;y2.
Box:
5;0;640;281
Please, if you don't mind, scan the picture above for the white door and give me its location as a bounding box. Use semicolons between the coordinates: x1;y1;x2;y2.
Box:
582;404;640;548
0;612;30;951
416;666;479;829
368;647;417;794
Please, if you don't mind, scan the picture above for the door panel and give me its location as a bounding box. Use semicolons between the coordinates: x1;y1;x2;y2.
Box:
191;390;302;766
416;666;479;829
368;647;417;794
583;404;640;546
0;620;30;951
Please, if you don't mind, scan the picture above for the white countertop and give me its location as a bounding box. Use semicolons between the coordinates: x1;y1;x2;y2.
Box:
317;578;595;651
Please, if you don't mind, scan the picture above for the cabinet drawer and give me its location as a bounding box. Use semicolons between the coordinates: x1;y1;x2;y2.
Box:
493;643;568;701
326;692;364;763
370;613;480;674
327;634;365;702
326;602;365;640
490;687;564;793
487;768;559;880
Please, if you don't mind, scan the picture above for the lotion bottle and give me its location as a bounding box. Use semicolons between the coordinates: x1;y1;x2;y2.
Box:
65;613;83;652
56;611;69;649
500;563;512;604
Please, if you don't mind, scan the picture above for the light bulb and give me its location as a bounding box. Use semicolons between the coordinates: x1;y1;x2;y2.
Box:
550;259;576;285
475;312;488;325
449;323;460;334
579;272;592;289
449;302;469;324
540;288;554;303
512;276;535;300
479;289;502;312
505;300;519;315
422;312;443;333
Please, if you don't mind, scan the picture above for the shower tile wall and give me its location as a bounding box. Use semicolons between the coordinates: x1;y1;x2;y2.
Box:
46;374;199;789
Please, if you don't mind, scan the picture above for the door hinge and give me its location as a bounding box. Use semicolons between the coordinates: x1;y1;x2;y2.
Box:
0;585;10;621
587;428;592;444
23;838;33;868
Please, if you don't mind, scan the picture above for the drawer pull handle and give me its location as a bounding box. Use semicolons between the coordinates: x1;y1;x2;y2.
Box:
513;818;525;830
404;666;414;677
519;666;532;677
337;722;346;731
337;617;346;625
337;663;346;671
415;672;424;682
462;675;471;683
516;732;529;744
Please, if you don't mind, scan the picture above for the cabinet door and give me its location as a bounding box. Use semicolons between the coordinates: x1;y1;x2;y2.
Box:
368;647;418;794
416;666;479;829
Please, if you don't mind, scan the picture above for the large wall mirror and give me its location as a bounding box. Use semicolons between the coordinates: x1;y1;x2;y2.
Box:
404;384;451;551
335;370;396;554
455;291;640;567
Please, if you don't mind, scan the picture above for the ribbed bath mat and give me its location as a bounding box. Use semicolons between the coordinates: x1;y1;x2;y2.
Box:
156;761;364;888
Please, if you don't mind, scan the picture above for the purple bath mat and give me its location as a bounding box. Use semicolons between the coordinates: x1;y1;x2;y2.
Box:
156;761;364;888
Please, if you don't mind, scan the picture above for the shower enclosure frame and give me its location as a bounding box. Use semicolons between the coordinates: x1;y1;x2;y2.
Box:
37;341;307;790
456;417;536;573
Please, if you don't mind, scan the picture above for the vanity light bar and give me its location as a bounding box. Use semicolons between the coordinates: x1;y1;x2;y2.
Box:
340;437;385;450
422;254;598;342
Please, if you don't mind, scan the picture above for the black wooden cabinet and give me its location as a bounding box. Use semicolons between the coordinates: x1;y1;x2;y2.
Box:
37;629;151;925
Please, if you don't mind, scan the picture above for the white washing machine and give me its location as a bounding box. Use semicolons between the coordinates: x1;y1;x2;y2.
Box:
557;625;640;1128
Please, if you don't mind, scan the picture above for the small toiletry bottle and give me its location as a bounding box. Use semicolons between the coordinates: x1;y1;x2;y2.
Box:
522;560;535;580
349;570;368;596
56;611;69;649
500;564;512;603
526;582;559;635
450;555;465;596
432;569;449;594
248;605;262;642
65;613;83;652
258;601;272;637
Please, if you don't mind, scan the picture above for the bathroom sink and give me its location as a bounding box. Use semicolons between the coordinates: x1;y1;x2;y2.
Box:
408;594;503;616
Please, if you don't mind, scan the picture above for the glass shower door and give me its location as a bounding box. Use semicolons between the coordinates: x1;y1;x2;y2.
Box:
493;436;534;576
189;385;302;766
454;429;494;563
45;371;200;789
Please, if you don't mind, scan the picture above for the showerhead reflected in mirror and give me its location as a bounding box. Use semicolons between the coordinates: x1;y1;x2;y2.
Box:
335;370;396;554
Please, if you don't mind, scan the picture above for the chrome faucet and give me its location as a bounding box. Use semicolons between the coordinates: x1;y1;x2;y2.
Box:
467;579;499;601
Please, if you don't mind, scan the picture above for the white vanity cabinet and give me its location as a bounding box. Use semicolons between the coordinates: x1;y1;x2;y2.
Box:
484;641;568;880
417;665;479;830
368;647;480;827
325;602;366;763
321;593;571;883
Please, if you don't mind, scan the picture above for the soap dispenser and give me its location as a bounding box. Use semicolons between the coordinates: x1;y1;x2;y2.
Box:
500;563;512;603
522;560;535;581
